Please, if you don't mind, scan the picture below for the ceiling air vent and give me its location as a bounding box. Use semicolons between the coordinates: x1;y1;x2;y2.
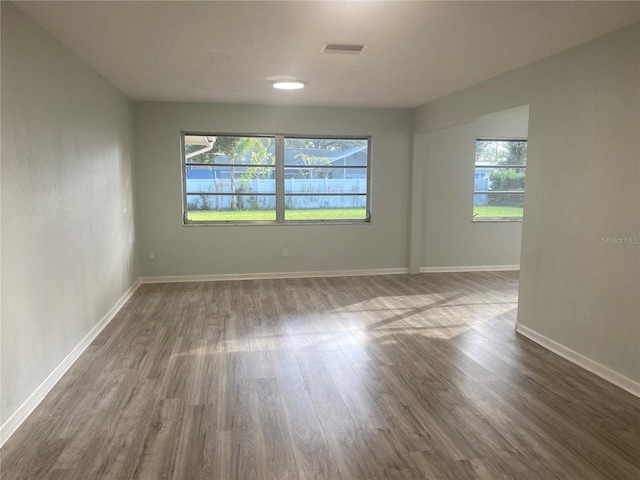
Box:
322;43;368;55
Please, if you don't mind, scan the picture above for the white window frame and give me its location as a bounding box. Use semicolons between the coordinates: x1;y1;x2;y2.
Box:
472;138;527;223
181;132;372;226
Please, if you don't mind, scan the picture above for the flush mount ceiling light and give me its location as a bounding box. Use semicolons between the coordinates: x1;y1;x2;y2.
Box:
272;80;305;90
267;75;305;90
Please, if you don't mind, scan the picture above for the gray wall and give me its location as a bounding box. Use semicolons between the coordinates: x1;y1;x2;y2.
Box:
133;102;412;277
1;3;137;423
414;23;640;382
416;108;528;268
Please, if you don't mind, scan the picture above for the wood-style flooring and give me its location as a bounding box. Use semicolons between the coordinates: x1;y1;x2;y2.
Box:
1;272;639;479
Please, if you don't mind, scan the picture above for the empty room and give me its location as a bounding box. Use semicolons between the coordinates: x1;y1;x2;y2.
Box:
1;1;639;479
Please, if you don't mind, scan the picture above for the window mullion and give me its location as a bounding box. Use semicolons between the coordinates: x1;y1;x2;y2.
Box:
275;135;285;223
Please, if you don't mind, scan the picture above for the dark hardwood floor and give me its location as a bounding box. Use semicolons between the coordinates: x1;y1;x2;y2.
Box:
2;272;638;479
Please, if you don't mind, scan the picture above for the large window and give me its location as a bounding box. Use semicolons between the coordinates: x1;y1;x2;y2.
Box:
473;138;527;221
182;134;370;224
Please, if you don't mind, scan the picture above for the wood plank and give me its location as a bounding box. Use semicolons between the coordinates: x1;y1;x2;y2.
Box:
294;346;350;422
280;388;341;480
270;348;307;393
131;398;186;480
253;377;300;479
320;419;386;480
319;349;387;429
171;403;219;480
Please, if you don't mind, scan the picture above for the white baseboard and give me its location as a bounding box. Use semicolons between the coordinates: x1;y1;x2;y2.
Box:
0;280;141;448
516;324;640;397
419;265;520;273
140;267;409;284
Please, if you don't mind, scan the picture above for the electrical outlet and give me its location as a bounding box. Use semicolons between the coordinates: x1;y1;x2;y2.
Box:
148;251;155;261
282;248;289;257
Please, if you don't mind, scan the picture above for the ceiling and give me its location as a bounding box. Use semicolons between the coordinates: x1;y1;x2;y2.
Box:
15;1;640;109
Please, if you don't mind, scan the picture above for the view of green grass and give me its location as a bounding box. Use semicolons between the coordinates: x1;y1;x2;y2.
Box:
473;205;523;218
187;208;366;222
188;210;276;221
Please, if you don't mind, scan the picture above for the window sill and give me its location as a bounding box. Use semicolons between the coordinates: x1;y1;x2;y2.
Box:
472;217;523;223
183;220;372;227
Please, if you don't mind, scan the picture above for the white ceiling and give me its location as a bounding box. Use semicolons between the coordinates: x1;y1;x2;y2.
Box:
15;1;640;109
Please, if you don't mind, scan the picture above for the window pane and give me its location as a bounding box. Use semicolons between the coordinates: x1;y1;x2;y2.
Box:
283;137;369;223
474;167;525;193
186;194;276;222
474;139;526;221
285;195;366;221
473;193;524;218
186;165;275;194
185;135;275;165
475;140;527;166
284;173;367;194
284;138;368;167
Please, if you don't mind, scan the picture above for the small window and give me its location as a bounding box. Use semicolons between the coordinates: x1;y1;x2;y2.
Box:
182;134;371;225
473;139;527;222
